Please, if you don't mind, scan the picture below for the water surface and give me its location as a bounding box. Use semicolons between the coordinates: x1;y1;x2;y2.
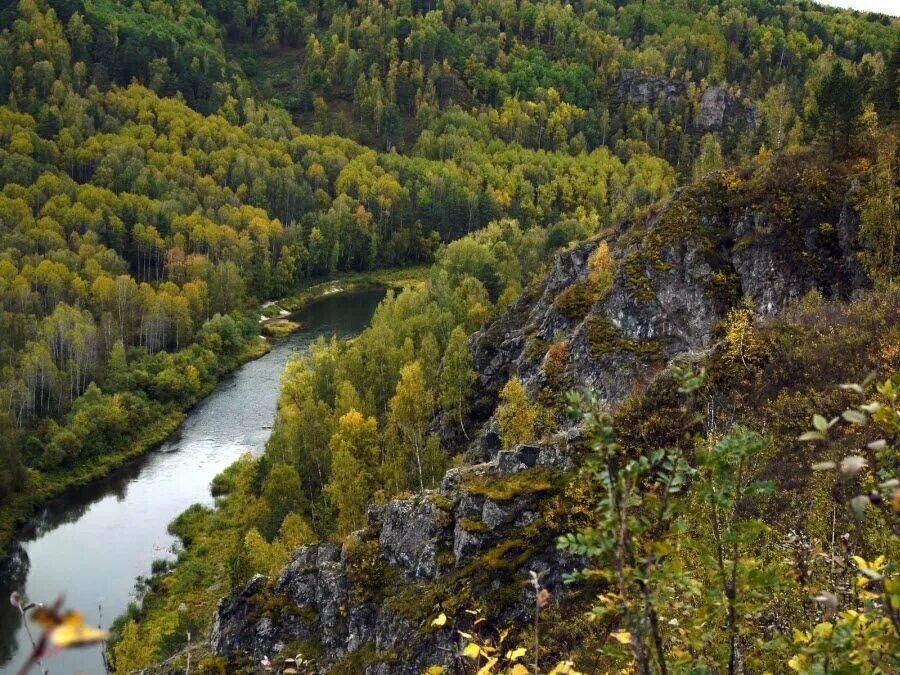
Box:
0;288;384;674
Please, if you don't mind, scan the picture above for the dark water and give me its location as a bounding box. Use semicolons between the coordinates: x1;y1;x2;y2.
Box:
0;288;384;675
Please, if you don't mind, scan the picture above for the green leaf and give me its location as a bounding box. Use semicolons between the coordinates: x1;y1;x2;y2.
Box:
799;430;825;442
841;409;867;425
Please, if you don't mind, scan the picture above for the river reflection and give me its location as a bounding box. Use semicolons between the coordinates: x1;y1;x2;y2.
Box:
0;288;385;674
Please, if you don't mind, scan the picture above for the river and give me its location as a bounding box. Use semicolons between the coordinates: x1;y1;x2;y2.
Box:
0;288;385;675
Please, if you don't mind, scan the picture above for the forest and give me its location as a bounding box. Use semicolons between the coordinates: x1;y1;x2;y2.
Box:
0;0;897;672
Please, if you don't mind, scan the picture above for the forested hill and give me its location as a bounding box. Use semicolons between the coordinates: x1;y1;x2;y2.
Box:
3;0;899;160
0;0;692;526
197;146;898;675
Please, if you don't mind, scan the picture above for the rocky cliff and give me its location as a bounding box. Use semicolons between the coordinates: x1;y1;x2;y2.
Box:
617;69;759;134
208;150;874;674
463;150;864;453
211;441;579;674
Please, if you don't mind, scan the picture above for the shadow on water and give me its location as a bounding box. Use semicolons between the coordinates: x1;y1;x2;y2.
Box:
0;286;385;674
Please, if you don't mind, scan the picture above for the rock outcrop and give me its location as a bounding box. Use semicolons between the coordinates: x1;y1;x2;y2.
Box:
617;68;686;107
211;441;581;673
464;150;865;451
616;69;759;134
696;86;759;132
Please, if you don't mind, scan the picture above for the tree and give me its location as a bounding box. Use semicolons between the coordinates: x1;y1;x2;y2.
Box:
496;377;540;449
258;464;306;539
325;445;371;535
858;126;897;288
112;620;154;673
330;409;380;472
388;361;433;492
322;409;380;533
693;133;724;182
421;433;446;490
0;416;25;499
811;63;863;154
439;326;475;439
278;512;315;551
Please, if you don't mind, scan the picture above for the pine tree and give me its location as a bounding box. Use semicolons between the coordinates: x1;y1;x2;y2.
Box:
812;62;863;154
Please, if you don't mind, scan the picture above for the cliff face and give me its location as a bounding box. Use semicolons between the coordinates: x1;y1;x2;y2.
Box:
463;151;864;456
211;442;579;674
617;69;759;134
209;151;871;673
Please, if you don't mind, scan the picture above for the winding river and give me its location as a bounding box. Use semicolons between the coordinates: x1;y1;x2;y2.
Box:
0;288;385;675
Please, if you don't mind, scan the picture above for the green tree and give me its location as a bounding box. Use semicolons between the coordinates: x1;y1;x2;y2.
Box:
496;377;540;449
858;126;898;288
812;63;863;154
693;133;724;182
325;445;371;535
258;464;306;539
439;326;475;439
388;360;433;492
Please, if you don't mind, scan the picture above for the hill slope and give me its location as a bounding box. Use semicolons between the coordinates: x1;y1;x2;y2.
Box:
198;150;898;673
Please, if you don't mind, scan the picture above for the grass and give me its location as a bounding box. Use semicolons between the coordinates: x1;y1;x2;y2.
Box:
261;320;301;337
462;466;558;502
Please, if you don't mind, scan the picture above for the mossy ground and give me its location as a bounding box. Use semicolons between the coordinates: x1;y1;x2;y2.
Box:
461;465;558;502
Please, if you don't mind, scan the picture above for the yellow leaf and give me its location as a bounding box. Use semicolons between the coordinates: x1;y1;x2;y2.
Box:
548;661;584;674
788;655;807;671
610;630;632;645
506;646;527;661
812;622;833;639
425;667;446;675
476;657;498;675
431;613;447;628
31;607;65;630
792;628;809;645
49;612;109;648
509;665;530;675
462;643;481;659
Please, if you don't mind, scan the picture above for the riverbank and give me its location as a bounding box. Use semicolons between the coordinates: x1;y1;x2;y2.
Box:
0;267;424;558
0;336;271;557
0;288;389;674
276;265;431;314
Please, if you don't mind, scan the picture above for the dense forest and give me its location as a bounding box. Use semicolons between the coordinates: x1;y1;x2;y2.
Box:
0;0;681;532
0;0;897;672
